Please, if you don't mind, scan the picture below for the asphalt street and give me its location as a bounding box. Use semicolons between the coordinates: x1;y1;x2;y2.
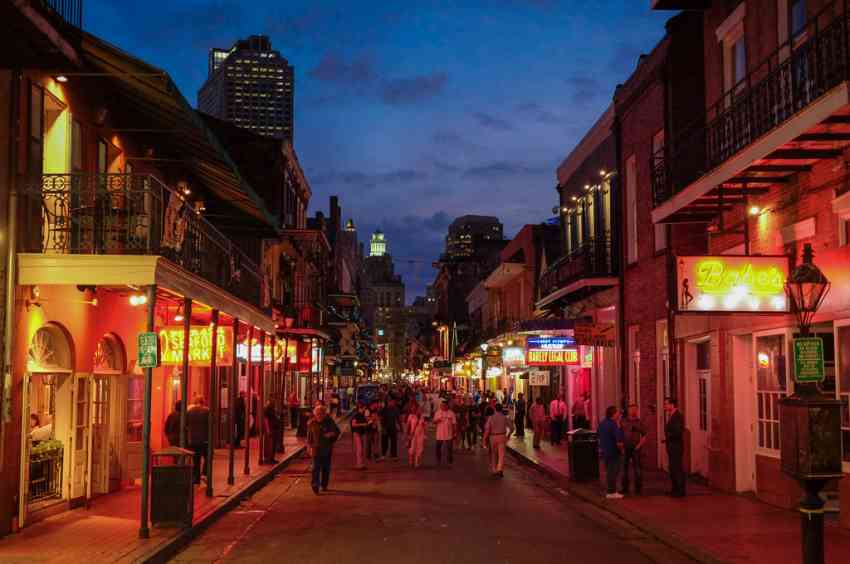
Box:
171;426;696;564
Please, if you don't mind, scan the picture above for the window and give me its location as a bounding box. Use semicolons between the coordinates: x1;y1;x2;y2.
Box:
71;120;83;172
697;342;710;432
790;0;806;39
628;325;640;406
756;334;789;452
718;2;747;97
626;155;638;264
837;325;850;464
29;83;44;176
652;130;667;252
731;37;747;88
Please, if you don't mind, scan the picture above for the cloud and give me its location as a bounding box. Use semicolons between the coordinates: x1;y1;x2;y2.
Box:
607;41;644;78
381;72;448;106
515;101;567;124
311;168;429;190
462;161;548;179
564;74;606;105
308;52;375;84
472;111;513;131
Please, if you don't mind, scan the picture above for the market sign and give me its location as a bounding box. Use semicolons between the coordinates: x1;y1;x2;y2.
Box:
137;332;159;369
159;326;233;366
676;255;790;313
793;337;825;383
529;370;550;386
502;346;525;368
526;336;579;366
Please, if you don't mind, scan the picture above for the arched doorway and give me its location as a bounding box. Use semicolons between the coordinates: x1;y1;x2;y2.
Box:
91;334;125;496
20;323;74;527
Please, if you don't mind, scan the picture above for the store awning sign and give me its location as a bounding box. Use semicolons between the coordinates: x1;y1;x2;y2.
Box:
159;326;233;366
529;370;550;386
676;255;790;313
526;336;579;366
502;346;525;368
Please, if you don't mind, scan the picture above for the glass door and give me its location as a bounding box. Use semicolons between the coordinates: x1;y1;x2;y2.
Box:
835;323;850;471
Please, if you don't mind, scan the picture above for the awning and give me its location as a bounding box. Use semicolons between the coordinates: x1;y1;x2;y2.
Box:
535;277;618;309
17;253;274;332
277;327;332;341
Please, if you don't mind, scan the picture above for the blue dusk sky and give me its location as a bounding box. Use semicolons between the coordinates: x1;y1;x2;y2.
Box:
86;0;674;300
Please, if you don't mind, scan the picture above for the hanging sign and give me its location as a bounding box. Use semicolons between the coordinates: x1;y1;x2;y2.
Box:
529;370;550;386
159;326;233;366
502;346;526;368
526;336;579;366
675;255;790;313
137;332;159;369
793;337;825;383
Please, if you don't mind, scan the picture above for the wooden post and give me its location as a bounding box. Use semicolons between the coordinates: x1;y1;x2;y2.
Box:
206;309;219;497
179;297;192;448
139;284;156;538
258;332;266;466
228;318;239;485
244;325;254;475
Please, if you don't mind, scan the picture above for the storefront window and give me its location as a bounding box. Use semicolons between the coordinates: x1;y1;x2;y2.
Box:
756;334;788;452
126;376;143;443
837;326;850;463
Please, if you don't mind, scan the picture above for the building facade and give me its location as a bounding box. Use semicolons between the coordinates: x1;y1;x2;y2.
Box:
198;35;295;142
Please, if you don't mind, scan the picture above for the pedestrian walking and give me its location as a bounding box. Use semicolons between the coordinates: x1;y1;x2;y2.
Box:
366;402;382;462
664;398;686;498
529;397;546;449
598;405;625;499
466;397;480;449
549;393;567;445
330;391;341;417
307;405;341;495
621;403;646;494
165;400;182;447
234;392;247;447
483;403;513;478
433;399;457;466
350;402;369;469
454;396;470;450
287;391;300;430
186;396;210;484
514;393;527;438
262;400;280;464
572;393;589;430
380;399;401;459
406;405;426;468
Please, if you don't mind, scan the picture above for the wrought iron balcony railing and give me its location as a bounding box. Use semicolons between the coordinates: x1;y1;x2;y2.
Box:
40;0;83;28
652;0;850;205
22;173;262;307
538;236;614;300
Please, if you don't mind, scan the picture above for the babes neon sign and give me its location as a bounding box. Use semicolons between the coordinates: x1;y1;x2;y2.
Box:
676;255;790;313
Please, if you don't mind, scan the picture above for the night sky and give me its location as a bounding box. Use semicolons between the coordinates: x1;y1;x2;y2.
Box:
86;0;672;301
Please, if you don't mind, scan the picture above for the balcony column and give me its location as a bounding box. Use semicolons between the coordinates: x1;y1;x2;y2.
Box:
228;318;239;485
138;284;157;539
206;309;219;498
257;331;266;466
244;325;254;475
179;297;192;448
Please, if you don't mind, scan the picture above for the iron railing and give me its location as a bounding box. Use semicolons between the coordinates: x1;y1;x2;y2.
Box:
652;0;850;206
29;447;63;504
22;173;262;307
40;0;83;28
538;236;614;300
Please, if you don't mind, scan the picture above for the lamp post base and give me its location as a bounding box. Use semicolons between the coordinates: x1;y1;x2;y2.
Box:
800;478;827;564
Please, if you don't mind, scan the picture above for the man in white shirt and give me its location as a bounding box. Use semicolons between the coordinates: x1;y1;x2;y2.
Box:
549;393;567;446
433;399;457;466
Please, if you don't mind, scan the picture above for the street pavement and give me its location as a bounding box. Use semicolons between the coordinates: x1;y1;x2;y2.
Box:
170;428;696;564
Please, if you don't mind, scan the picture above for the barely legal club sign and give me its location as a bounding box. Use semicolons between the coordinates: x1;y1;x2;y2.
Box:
676;255;790;313
525;336;579;366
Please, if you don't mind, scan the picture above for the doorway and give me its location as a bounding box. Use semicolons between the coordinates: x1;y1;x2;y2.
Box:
687;339;711;478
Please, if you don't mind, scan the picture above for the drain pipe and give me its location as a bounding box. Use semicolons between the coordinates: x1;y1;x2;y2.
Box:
3;69;22;478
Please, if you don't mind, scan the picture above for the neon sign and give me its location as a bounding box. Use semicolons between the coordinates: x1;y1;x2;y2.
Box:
525;336;579;366
677;256;790;313
502;346;526;368
159;326;233;366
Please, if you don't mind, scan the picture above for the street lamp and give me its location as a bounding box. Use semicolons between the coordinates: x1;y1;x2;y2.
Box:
779;243;842;564
480;343;489;397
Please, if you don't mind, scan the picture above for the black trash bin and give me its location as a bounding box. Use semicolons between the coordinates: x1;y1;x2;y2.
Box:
567;429;599;482
297;407;312;438
150;447;194;528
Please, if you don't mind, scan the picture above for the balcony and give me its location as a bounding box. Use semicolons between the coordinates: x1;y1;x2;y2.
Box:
22;173;262;307
537;236;616;308
652;1;850;222
40;0;83;28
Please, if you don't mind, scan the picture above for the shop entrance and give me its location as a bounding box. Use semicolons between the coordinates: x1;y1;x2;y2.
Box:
90;334;125;496
687;340;711;478
20;324;74;527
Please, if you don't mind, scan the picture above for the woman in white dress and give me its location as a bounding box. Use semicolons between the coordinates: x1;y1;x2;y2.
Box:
406;404;426;469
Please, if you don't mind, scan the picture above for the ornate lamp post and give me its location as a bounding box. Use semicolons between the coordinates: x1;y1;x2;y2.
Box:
780;244;843;564
480;343;489;396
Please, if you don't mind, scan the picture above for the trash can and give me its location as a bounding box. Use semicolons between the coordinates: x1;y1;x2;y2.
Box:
567;429;599;482
150;447;194;528
297;407;312;438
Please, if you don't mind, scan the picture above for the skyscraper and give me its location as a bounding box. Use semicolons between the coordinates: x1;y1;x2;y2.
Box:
445;215;504;259
370;230;387;257
198;35;294;141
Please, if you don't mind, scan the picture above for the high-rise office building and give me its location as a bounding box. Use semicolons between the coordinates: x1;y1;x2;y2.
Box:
198;35;294;141
445;215;504;258
370;230;387;257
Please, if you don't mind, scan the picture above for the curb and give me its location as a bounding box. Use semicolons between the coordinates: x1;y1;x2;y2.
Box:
506;445;726;564
136;444;306;564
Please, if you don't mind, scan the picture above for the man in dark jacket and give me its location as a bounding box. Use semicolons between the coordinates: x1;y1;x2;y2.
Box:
598;405;624;499
664;398;686;498
165;400;182;447
234;392;246;448
380;399;401;459
186;396;210;484
307;405;341;494
514;393;527;438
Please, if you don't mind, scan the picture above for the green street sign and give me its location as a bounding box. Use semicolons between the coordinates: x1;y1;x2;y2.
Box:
793;337;825;383
137;332;159;369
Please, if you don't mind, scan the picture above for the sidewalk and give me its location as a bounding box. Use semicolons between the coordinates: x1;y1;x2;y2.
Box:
0;430;307;564
506;433;850;564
